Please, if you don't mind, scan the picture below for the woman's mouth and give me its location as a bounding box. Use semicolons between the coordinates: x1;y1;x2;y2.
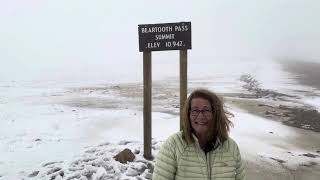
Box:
195;121;208;125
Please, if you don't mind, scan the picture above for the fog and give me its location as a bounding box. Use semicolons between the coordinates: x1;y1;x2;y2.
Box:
0;0;319;82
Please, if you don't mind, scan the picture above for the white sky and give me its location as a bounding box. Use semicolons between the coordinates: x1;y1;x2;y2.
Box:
0;0;319;82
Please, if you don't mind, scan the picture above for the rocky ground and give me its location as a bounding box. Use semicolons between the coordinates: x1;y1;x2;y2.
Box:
225;96;320;132
279;60;320;90
24;141;158;180
226;72;320;132
20;60;320;180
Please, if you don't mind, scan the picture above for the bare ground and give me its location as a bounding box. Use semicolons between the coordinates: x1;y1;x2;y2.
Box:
58;59;320;180
58;80;320;180
279;60;320;90
225;97;320;132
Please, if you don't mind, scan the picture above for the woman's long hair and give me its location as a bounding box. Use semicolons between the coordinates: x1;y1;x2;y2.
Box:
181;89;233;144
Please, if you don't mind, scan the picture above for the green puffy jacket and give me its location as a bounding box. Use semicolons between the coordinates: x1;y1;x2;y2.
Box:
152;132;246;180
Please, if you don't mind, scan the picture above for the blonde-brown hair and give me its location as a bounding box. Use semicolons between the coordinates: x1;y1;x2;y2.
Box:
182;89;233;144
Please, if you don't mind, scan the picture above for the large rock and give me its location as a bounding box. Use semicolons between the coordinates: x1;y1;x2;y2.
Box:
47;167;62;175
113;149;135;164
28;171;39;177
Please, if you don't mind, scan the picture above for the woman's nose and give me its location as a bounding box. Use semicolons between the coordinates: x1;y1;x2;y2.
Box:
197;111;206;119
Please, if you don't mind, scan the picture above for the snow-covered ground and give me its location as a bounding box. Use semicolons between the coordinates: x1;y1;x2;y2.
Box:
1;59;320;179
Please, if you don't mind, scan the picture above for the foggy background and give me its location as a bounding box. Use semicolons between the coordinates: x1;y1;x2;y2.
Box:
1;0;319;82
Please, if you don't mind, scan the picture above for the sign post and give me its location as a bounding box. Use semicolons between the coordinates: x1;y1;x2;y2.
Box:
180;49;187;130
143;51;152;160
138;22;191;160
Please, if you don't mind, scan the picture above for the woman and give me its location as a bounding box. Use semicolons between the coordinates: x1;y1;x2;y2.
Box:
152;89;246;180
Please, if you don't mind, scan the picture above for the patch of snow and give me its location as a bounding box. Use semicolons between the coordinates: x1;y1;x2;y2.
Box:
304;97;320;111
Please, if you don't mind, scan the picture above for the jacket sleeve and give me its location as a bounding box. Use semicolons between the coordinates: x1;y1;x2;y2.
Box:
235;144;246;180
152;136;177;180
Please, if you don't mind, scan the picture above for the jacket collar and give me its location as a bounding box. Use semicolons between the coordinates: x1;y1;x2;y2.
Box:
191;133;228;153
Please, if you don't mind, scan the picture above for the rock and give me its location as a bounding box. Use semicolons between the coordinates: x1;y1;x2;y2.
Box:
113;149;135;163
265;111;277;115
269;157;286;163
279;105;291;110
54;175;63;180
136;163;148;174
98;142;110;147
309;109;318;113
65;172;81;180
126;162;148;176
34;138;41;142
144;170;153;179
146;162;154;173
81;165;96;177
28;171;39;177
81;157;97;162
300;153;319;158
68;166;84;172
92;167;107;180
152;141;157;145
49;170;64;180
269;131;274;134
92;158;113;172
300;162;318;167
316;150;320;153
173;104;179;108
265;111;271;115
134;149;140;154
79;176;88;180
42;161;63;167
85;148;97;153
111;85;120;89
47;167;62;175
118;140;131;145
282;112;291;117
258;104;273;108
43;162;56;167
126;167;139;176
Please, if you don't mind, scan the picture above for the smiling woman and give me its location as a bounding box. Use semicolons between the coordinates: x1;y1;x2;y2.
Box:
152;89;246;180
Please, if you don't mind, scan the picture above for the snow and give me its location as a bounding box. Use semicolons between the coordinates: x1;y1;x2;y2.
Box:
304;97;320;111
19;141;158;180
1;59;320;179
229;107;320;170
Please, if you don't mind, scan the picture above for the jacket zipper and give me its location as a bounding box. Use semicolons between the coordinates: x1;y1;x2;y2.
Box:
206;153;211;180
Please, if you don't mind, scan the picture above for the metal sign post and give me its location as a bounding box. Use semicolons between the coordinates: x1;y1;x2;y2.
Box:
138;22;191;160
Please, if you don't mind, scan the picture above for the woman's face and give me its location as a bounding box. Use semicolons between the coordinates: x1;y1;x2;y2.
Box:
190;98;213;136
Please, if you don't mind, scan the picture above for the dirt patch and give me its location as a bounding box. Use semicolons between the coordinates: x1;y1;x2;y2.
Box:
283;107;320;132
61;81;194;115
62;79;320;132
63;97;122;109
279;60;320;90
226;97;320;132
